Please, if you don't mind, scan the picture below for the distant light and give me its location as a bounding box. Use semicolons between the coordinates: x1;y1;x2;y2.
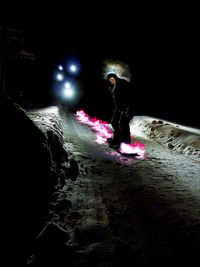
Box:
63;82;74;98
58;65;63;71
56;74;64;81
63;88;74;98
70;64;77;72
64;82;71;89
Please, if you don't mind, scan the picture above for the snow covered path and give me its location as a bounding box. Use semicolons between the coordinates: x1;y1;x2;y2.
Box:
60;110;200;266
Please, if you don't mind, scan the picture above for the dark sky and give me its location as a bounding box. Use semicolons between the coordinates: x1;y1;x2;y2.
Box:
2;14;199;126
19;21;138;119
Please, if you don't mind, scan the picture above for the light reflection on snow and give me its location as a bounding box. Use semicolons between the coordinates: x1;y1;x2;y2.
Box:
76;110;112;145
75;110;145;160
120;142;146;159
43;106;59;113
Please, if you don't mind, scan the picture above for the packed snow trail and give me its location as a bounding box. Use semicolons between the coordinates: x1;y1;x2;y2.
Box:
75;110;145;157
59;109;200;267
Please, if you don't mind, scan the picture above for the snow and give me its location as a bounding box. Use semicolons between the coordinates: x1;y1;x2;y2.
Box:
24;105;200;266
59;109;200;266
26;106;63;138
26;106;69;156
26;105;200;164
28;106;200;162
75;110;145;158
130;116;200;161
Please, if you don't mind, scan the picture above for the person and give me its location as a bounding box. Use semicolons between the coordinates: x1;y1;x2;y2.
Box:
107;73;134;147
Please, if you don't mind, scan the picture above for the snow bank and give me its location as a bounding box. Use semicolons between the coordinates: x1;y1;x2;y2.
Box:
1;96;58;265
26;105;79;180
131;116;200;161
26;106;64;142
26;106;68;165
27;107;200;162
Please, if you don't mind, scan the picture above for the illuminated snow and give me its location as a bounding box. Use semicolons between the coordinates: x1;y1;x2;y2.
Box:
120;142;145;158
75;110;145;158
76;110;113;144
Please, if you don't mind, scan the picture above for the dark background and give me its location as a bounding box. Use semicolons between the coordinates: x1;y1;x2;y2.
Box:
1;11;199;127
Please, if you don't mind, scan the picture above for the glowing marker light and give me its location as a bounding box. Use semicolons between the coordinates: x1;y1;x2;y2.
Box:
75;110;146;160
120;142;145;158
58;65;63;71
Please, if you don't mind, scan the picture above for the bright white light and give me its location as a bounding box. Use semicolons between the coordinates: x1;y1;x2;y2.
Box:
64;82;71;89
58;65;63;71
70;65;77;72
63;88;74;98
57;74;64;81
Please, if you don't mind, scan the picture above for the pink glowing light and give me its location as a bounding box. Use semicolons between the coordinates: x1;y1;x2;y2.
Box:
120;142;145;158
75;110;145;158
76;110;113;144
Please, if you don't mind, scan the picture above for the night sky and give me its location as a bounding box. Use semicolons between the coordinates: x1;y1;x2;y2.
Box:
3;13;199;126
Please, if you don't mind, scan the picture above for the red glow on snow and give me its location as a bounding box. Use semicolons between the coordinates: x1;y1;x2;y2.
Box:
75;110;145;158
120;141;145;157
76;110;113;144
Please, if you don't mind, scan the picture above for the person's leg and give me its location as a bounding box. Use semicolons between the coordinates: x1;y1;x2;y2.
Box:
108;111;121;145
119;115;132;144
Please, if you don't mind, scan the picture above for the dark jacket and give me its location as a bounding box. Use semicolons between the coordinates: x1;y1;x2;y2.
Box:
112;77;134;117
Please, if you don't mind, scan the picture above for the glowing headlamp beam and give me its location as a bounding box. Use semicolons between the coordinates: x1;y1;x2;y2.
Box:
70;64;77;72
64;82;71;89
56;74;64;81
63;88;74;97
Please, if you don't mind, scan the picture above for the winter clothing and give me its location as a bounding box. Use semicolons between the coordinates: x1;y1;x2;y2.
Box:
107;73;134;144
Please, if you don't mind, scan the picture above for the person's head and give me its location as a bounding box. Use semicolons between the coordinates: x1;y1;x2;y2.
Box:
107;73;118;86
